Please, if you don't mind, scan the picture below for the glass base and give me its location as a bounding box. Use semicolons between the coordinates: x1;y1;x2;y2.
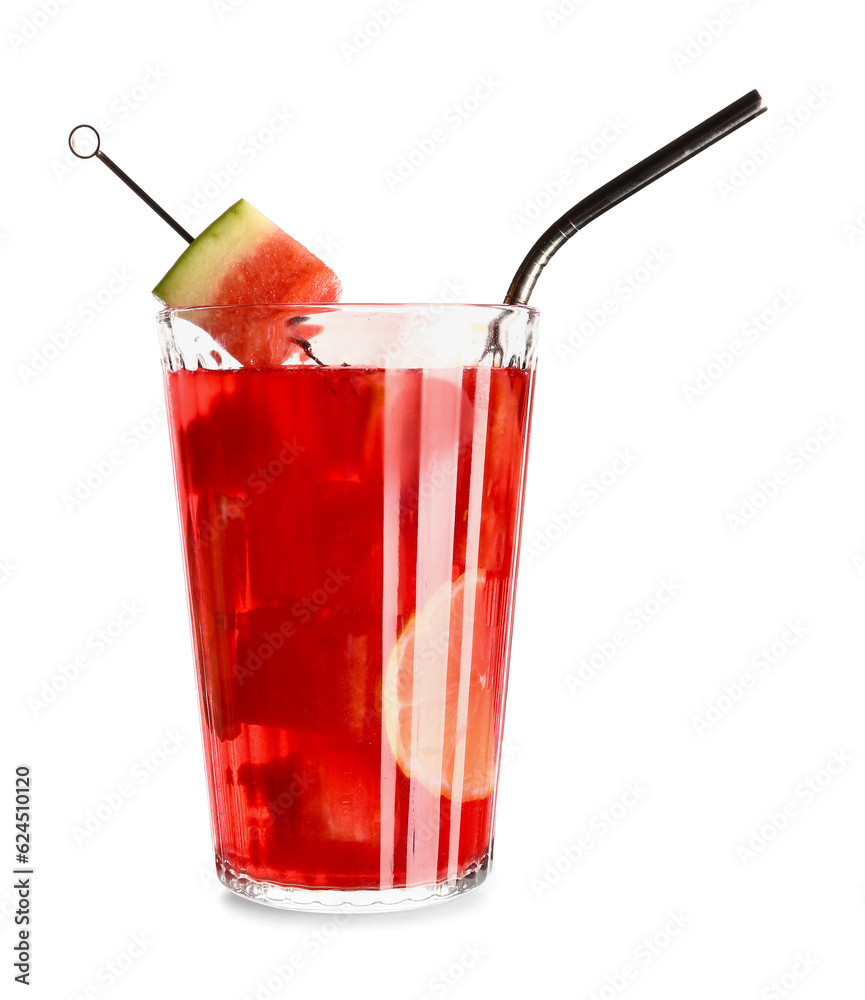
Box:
216;852;490;912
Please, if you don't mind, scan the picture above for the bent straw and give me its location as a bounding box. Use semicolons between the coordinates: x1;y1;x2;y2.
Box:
504;89;766;306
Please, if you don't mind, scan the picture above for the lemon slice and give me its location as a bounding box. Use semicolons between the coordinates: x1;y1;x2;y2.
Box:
383;571;497;801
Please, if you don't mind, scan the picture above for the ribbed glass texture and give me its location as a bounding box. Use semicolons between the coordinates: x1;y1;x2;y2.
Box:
159;304;538;910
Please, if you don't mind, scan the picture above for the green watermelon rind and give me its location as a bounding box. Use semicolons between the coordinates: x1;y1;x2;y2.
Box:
152;198;273;306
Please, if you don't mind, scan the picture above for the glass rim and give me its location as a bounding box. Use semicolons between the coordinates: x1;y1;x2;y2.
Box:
157;302;540;321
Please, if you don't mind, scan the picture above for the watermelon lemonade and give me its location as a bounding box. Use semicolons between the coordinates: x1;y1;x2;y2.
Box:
161;304;537;907
68;89;766;910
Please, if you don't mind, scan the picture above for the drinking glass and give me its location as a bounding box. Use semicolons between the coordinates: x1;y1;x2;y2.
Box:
159;303;538;910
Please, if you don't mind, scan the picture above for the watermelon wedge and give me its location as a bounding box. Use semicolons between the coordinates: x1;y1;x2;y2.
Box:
153;199;341;365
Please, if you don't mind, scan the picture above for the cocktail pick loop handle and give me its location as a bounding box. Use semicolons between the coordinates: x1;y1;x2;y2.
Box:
504;89;766;306
68;125;195;245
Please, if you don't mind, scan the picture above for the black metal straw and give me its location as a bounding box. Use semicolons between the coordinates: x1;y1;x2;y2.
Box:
504;89;766;306
68;125;194;244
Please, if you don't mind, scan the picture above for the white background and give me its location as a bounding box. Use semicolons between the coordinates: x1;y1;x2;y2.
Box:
3;0;864;997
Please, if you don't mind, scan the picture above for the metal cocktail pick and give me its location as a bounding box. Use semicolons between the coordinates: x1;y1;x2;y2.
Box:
505;89;766;306
68;125;195;245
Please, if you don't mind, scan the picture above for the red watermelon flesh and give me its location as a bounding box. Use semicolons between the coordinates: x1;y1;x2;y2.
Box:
153;199;341;366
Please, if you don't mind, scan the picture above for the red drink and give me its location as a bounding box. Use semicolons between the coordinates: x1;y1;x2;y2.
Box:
161;305;537;907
